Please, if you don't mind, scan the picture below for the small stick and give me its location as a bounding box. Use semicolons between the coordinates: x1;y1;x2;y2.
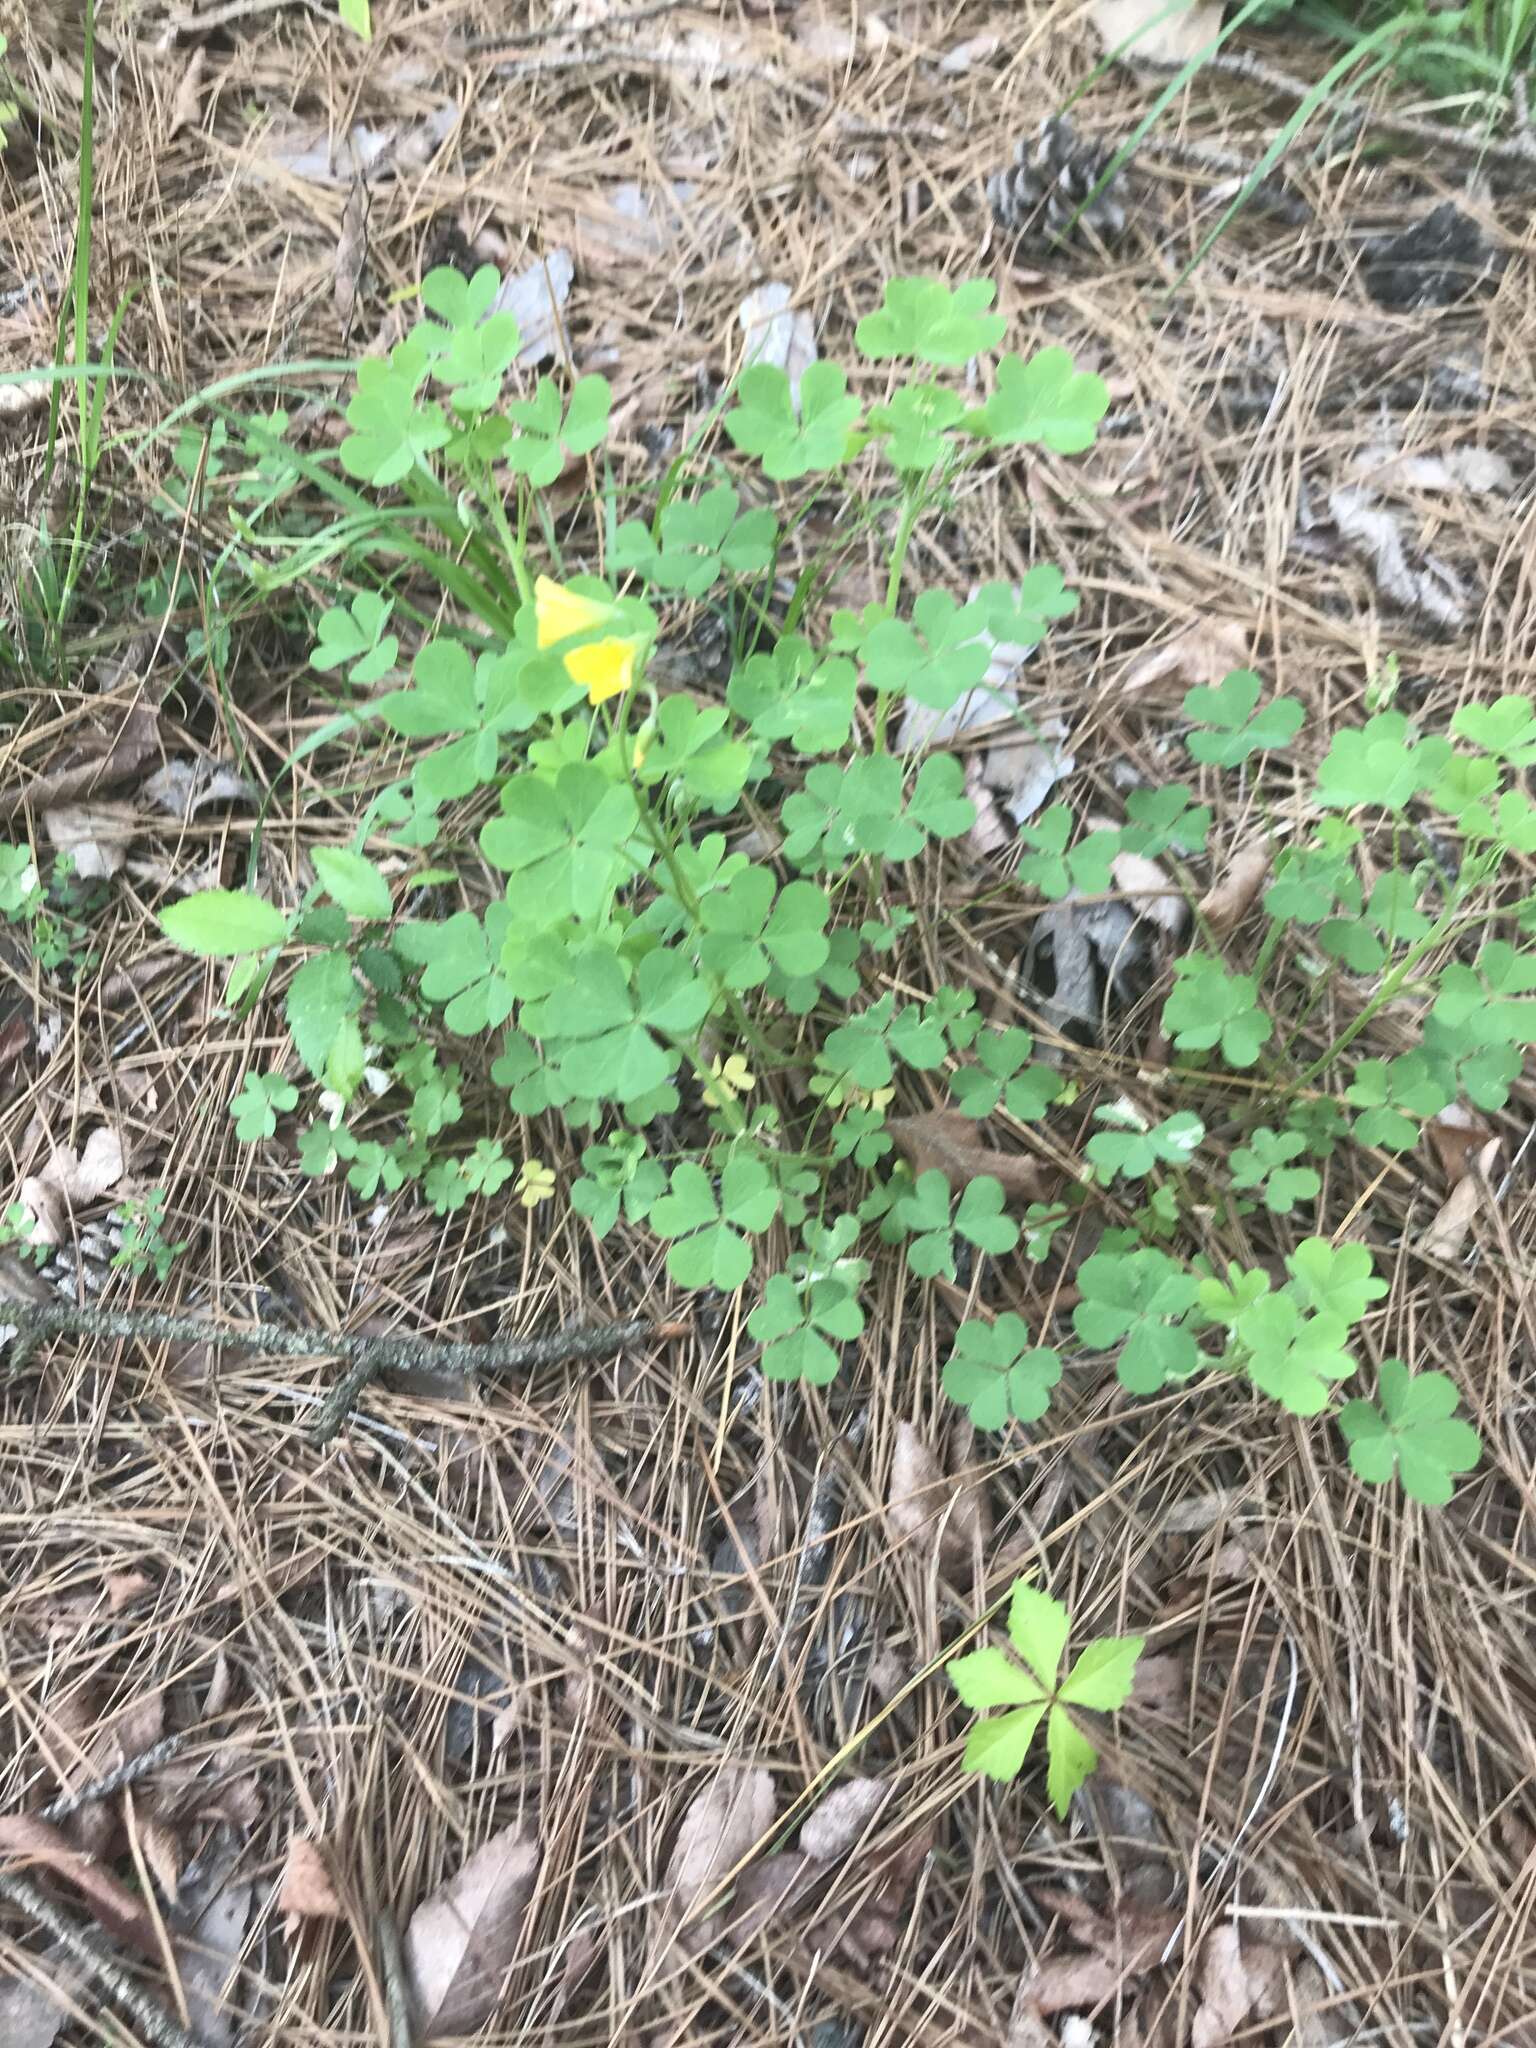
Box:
3;1299;673;1443
0;1870;203;2048
375;1907;416;2048
40;1733;193;1826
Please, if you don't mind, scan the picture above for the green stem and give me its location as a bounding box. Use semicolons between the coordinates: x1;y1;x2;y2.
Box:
870;487;925;755
1291;908;1463;1092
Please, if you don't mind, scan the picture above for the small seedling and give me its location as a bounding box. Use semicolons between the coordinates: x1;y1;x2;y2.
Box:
949;1580;1143;1816
112;1188;188;1284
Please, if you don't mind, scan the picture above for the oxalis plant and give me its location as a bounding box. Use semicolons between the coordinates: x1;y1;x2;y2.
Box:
136;273;1503;1605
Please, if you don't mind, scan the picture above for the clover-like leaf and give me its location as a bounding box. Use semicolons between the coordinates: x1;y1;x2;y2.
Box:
1183;670;1304;767
1017;805;1120;900
855;276;1006;366
1233;1292;1354;1414
1085;1105;1203;1183
229;1070;298;1142
970;347;1109;453
1315;712;1452;813
1451;694;1536;766
749;1270;864;1384
310;590;399;684
1073;1247;1201;1391
1337;1359;1481;1505
1162;954;1272;1069
942;1315;1062;1430
724;361;860;480
1228;1127;1321;1214
1283;1237;1386;1327
650;1153;781;1291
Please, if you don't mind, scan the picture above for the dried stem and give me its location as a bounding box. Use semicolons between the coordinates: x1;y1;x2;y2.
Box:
4;1299;670;1444
0;1870;203;2048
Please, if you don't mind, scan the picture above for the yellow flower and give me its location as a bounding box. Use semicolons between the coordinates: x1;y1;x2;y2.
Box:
534;575;641;706
516;1158;555;1208
702;1054;757;1109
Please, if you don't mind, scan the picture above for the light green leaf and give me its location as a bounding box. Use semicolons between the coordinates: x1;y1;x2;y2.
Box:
338;0;371;35
1045;1705;1099;1819
1058;1634;1145;1713
948;1645;1049;1711
161;889;289;957
962;1702;1049;1782
312;847;392;921
1005;1582;1069;1691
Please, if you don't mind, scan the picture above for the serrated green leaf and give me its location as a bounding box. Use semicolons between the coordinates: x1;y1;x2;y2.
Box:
1005;1582;1070;1689
312;847;392;921
1044;1704;1099;1818
161;890;289;958
949;1644;1050;1710
962;1703;1050;1781
1058;1634;1145;1713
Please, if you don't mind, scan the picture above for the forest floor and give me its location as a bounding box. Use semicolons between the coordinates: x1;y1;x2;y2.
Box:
1;2;1534;2044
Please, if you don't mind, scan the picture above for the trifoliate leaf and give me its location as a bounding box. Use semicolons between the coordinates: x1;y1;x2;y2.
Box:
1337;1358;1481;1505
971;347;1109;453
855;276;1006;366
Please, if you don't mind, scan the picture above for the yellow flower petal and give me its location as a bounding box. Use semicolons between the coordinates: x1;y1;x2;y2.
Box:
565;635;638;706
532;576;641;704
533;574;614;651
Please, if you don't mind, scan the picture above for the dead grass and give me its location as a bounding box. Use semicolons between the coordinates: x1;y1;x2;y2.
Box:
2;1;1536;2043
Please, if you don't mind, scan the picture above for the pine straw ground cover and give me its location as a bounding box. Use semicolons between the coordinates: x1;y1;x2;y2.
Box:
2;2;1536;2044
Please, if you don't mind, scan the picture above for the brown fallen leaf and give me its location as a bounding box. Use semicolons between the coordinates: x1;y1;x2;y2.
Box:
662;1767;775;1954
167;46;207;140
0;706;160;822
279;1836;344;1933
1111;848;1188;939
1199;844;1271;936
836;1823;935;1965
1024;1891;1180;2015
403;1824;539;2033
888;1110;1048;1199
886;1422;987;1567
1192;1926;1289;2048
104;1571;155;1616
1128;1652;1187;1713
335;179;369;329
42;802;137;880
0;1816;159;1955
1418;1136;1500;1261
134;1811;182;1904
17;1127;126;1247
723;1850;826;1945
1123;619;1250;696
1426;1102;1496;1185
798;1777;890;1862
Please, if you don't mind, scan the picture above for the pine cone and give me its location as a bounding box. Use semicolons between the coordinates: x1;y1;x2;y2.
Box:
987;117;1127;248
50;1219;121;1302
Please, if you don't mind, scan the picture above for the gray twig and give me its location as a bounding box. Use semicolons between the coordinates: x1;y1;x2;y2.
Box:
40;1733;193;1826
375;1907;416;2048
0;1870;203;2048
4;1298;667;1444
